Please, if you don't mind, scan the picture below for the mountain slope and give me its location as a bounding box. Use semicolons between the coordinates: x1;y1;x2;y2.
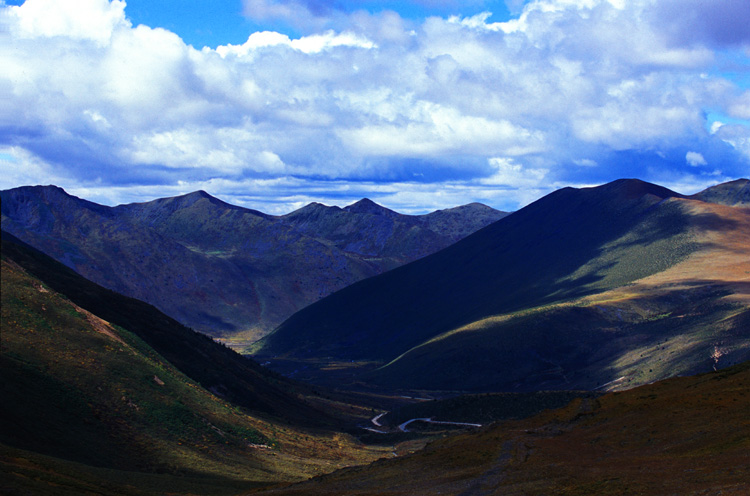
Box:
254;179;692;360
255;361;750;495
692;178;750;207
0;231;337;427
1;235;389;494
1;186;506;341
253;179;750;391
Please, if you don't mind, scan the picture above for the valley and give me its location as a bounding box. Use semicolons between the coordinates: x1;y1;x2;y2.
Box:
2;178;749;495
1;187;506;345
1;233;396;494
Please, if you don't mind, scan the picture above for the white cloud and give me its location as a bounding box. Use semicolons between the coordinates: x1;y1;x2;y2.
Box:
715;124;750;161
1;0;749;213
0;146;70;190
338;103;546;158
241;0;347;32
482;157;548;187
126;127;296;175
216;30;376;57
650;0;750;48
728;91;750;120
574;158;598;167
685;151;707;167
8;0;128;45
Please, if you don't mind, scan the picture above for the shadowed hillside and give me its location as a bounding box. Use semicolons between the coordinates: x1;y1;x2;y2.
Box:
0;231;339;427
1;234;391;495
254;179;693;361
253;179;750;392
1;186;505;342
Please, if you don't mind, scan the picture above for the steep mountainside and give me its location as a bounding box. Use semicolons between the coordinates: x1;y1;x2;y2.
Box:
0;233;389;495
1;186;506;341
256;361;750;495
253;179;750;392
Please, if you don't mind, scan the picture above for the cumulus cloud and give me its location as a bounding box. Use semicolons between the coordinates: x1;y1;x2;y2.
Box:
216;30;376;57
715;124;750;161
1;0;749;213
482;157;548;187
0;146;72;189
686;151;708;167
8;0;128;45
241;0;359;31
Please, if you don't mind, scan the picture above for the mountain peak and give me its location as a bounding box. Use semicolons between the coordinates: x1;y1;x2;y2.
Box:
595;178;681;201
187;190;212;199
1;184;109;217
299;201;333;212
282;201;341;220
175;190;217;203
344;198;398;217
4;184;74;201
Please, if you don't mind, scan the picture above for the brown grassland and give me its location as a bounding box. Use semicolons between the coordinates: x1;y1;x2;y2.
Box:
254;361;750;495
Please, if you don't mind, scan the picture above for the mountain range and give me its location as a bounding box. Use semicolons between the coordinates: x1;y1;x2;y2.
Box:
2;178;749;495
0;186;506;343
253;178;750;392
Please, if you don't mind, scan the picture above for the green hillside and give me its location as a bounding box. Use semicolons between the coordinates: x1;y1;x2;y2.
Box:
370;292;750;391
692;178;750;207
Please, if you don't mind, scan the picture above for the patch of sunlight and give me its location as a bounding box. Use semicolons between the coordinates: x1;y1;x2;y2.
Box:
379;301;575;370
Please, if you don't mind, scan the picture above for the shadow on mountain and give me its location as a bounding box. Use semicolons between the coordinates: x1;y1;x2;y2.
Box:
256;180;733;366
367;280;750;392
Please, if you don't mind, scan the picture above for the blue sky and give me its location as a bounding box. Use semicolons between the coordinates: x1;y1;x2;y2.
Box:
2;0;750;213
118;0;516;47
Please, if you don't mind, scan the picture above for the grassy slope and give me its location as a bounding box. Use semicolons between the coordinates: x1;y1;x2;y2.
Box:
370;285;750;391
361;202;750;390
1;235;390;495
692;178;750;207
254;361;750;495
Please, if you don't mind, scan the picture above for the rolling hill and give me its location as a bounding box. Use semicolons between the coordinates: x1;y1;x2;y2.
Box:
252;179;750;392
1;231;390;494
0;186;505;343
